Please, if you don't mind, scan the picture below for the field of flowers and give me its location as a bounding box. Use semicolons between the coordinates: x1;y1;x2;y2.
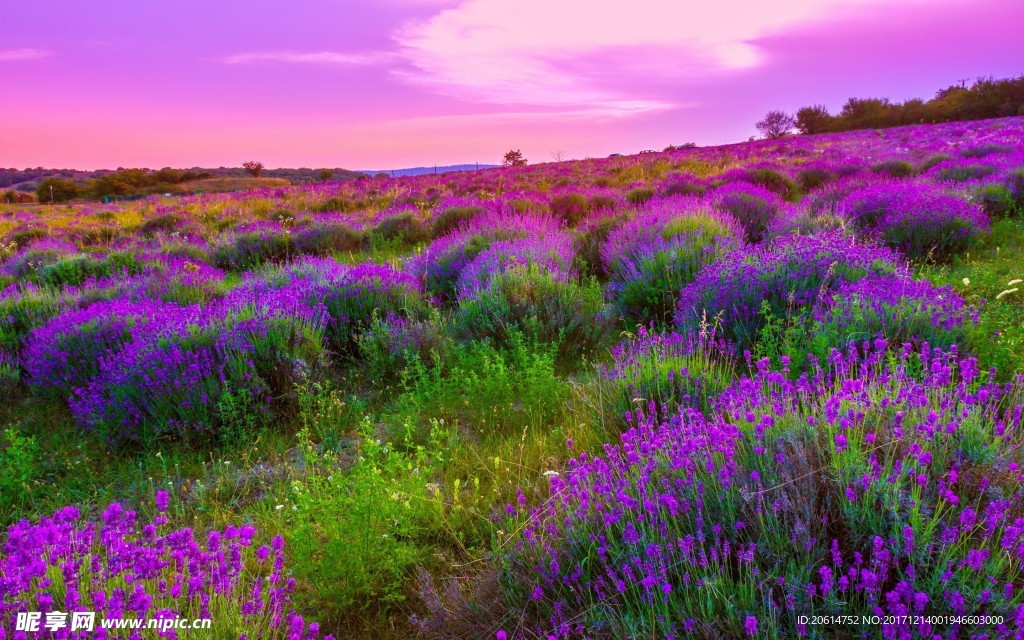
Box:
1;117;1023;639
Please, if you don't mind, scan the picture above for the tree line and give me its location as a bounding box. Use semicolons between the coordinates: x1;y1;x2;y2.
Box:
757;75;1024;139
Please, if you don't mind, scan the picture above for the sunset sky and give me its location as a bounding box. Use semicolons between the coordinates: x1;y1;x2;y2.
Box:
3;0;1022;170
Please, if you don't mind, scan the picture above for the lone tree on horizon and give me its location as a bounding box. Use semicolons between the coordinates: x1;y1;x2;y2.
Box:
503;150;527;167
242;161;264;178
756;111;796;139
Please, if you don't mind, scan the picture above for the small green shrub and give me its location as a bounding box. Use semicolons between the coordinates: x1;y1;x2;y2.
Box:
453;265;610;368
431;206;483;238
625;187;655;205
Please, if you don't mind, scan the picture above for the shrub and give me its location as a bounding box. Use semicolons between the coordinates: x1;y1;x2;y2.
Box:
600;326;735;426
430;200;485;238
805;275;973;361
2;239;78;281
213;223;294;271
796;166;836;191
370;209;430;247
23;298;168;401
492;345;1024;638
548;193;590;226
676;232;906;353
358;310;448;379
138;213;184;237
413;211;562;302
931;161;997;182
871;159;915;178
456;233;575;299
604;198;742;326
0;499;331;639
0;284;75;355
454;264;610;367
320;262;426;355
875;187;989;262
742;167;800;201
658;175;706;199
710;181;783;242
70;284;328;446
974;183;1018;219
292;222;363;256
625;187;655;205
571;213;624;280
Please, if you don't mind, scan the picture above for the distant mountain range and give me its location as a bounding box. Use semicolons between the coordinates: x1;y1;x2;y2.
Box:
357;164;498;177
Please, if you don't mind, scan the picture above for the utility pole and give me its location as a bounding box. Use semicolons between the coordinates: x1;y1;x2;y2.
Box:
50;185;54;204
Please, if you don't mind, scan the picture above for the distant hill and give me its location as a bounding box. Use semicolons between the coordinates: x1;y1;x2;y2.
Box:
357;164;498;177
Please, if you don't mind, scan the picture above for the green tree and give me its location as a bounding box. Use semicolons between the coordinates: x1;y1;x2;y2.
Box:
318;168;335;182
503;150;527;167
36;178;79;203
794;105;833;135
242;161;264;178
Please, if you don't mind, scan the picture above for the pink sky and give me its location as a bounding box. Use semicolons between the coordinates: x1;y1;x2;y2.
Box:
2;0;1022;170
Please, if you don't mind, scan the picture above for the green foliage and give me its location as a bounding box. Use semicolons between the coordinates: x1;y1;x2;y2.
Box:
393;335;570;437
549;194;590;226
625;187;655;205
292;223;363;256
0;427;39;514
872;159;916;178
453;265;610;368
974;183;1019;220
430;205;483;239
371;212;430;247
213;231;295;271
36;178;79;203
289;419;441;615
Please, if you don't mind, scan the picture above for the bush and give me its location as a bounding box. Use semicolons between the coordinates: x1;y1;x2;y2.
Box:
23;298;168;401
370;210;430;247
213;223;295;271
413;211;561;302
456;233;575;299
676;232;906;353
804;275;972;362
548;193;591;226
871;159;915;178
454;264;610;367
571;213;624;280
0;499;329;639
710;181;783;242
492;345;1024;638
430;203;484;238
70;285;328;446
292;222;363;256
600;327;735;426
742;167;800;201
796;166;837;191
320;262;426;355
604;199;742;326
625;187;655;205
875;187;989;262
358;310;448;380
974;183;1018;219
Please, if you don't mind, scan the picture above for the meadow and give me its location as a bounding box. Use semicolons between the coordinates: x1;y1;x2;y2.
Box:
1;117;1023;639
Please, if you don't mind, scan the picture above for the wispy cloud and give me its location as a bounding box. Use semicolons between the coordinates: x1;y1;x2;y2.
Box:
395;0;904;113
0;48;54;62
223;50;396;66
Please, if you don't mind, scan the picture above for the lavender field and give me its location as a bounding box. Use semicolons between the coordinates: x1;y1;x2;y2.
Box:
2;118;1024;638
